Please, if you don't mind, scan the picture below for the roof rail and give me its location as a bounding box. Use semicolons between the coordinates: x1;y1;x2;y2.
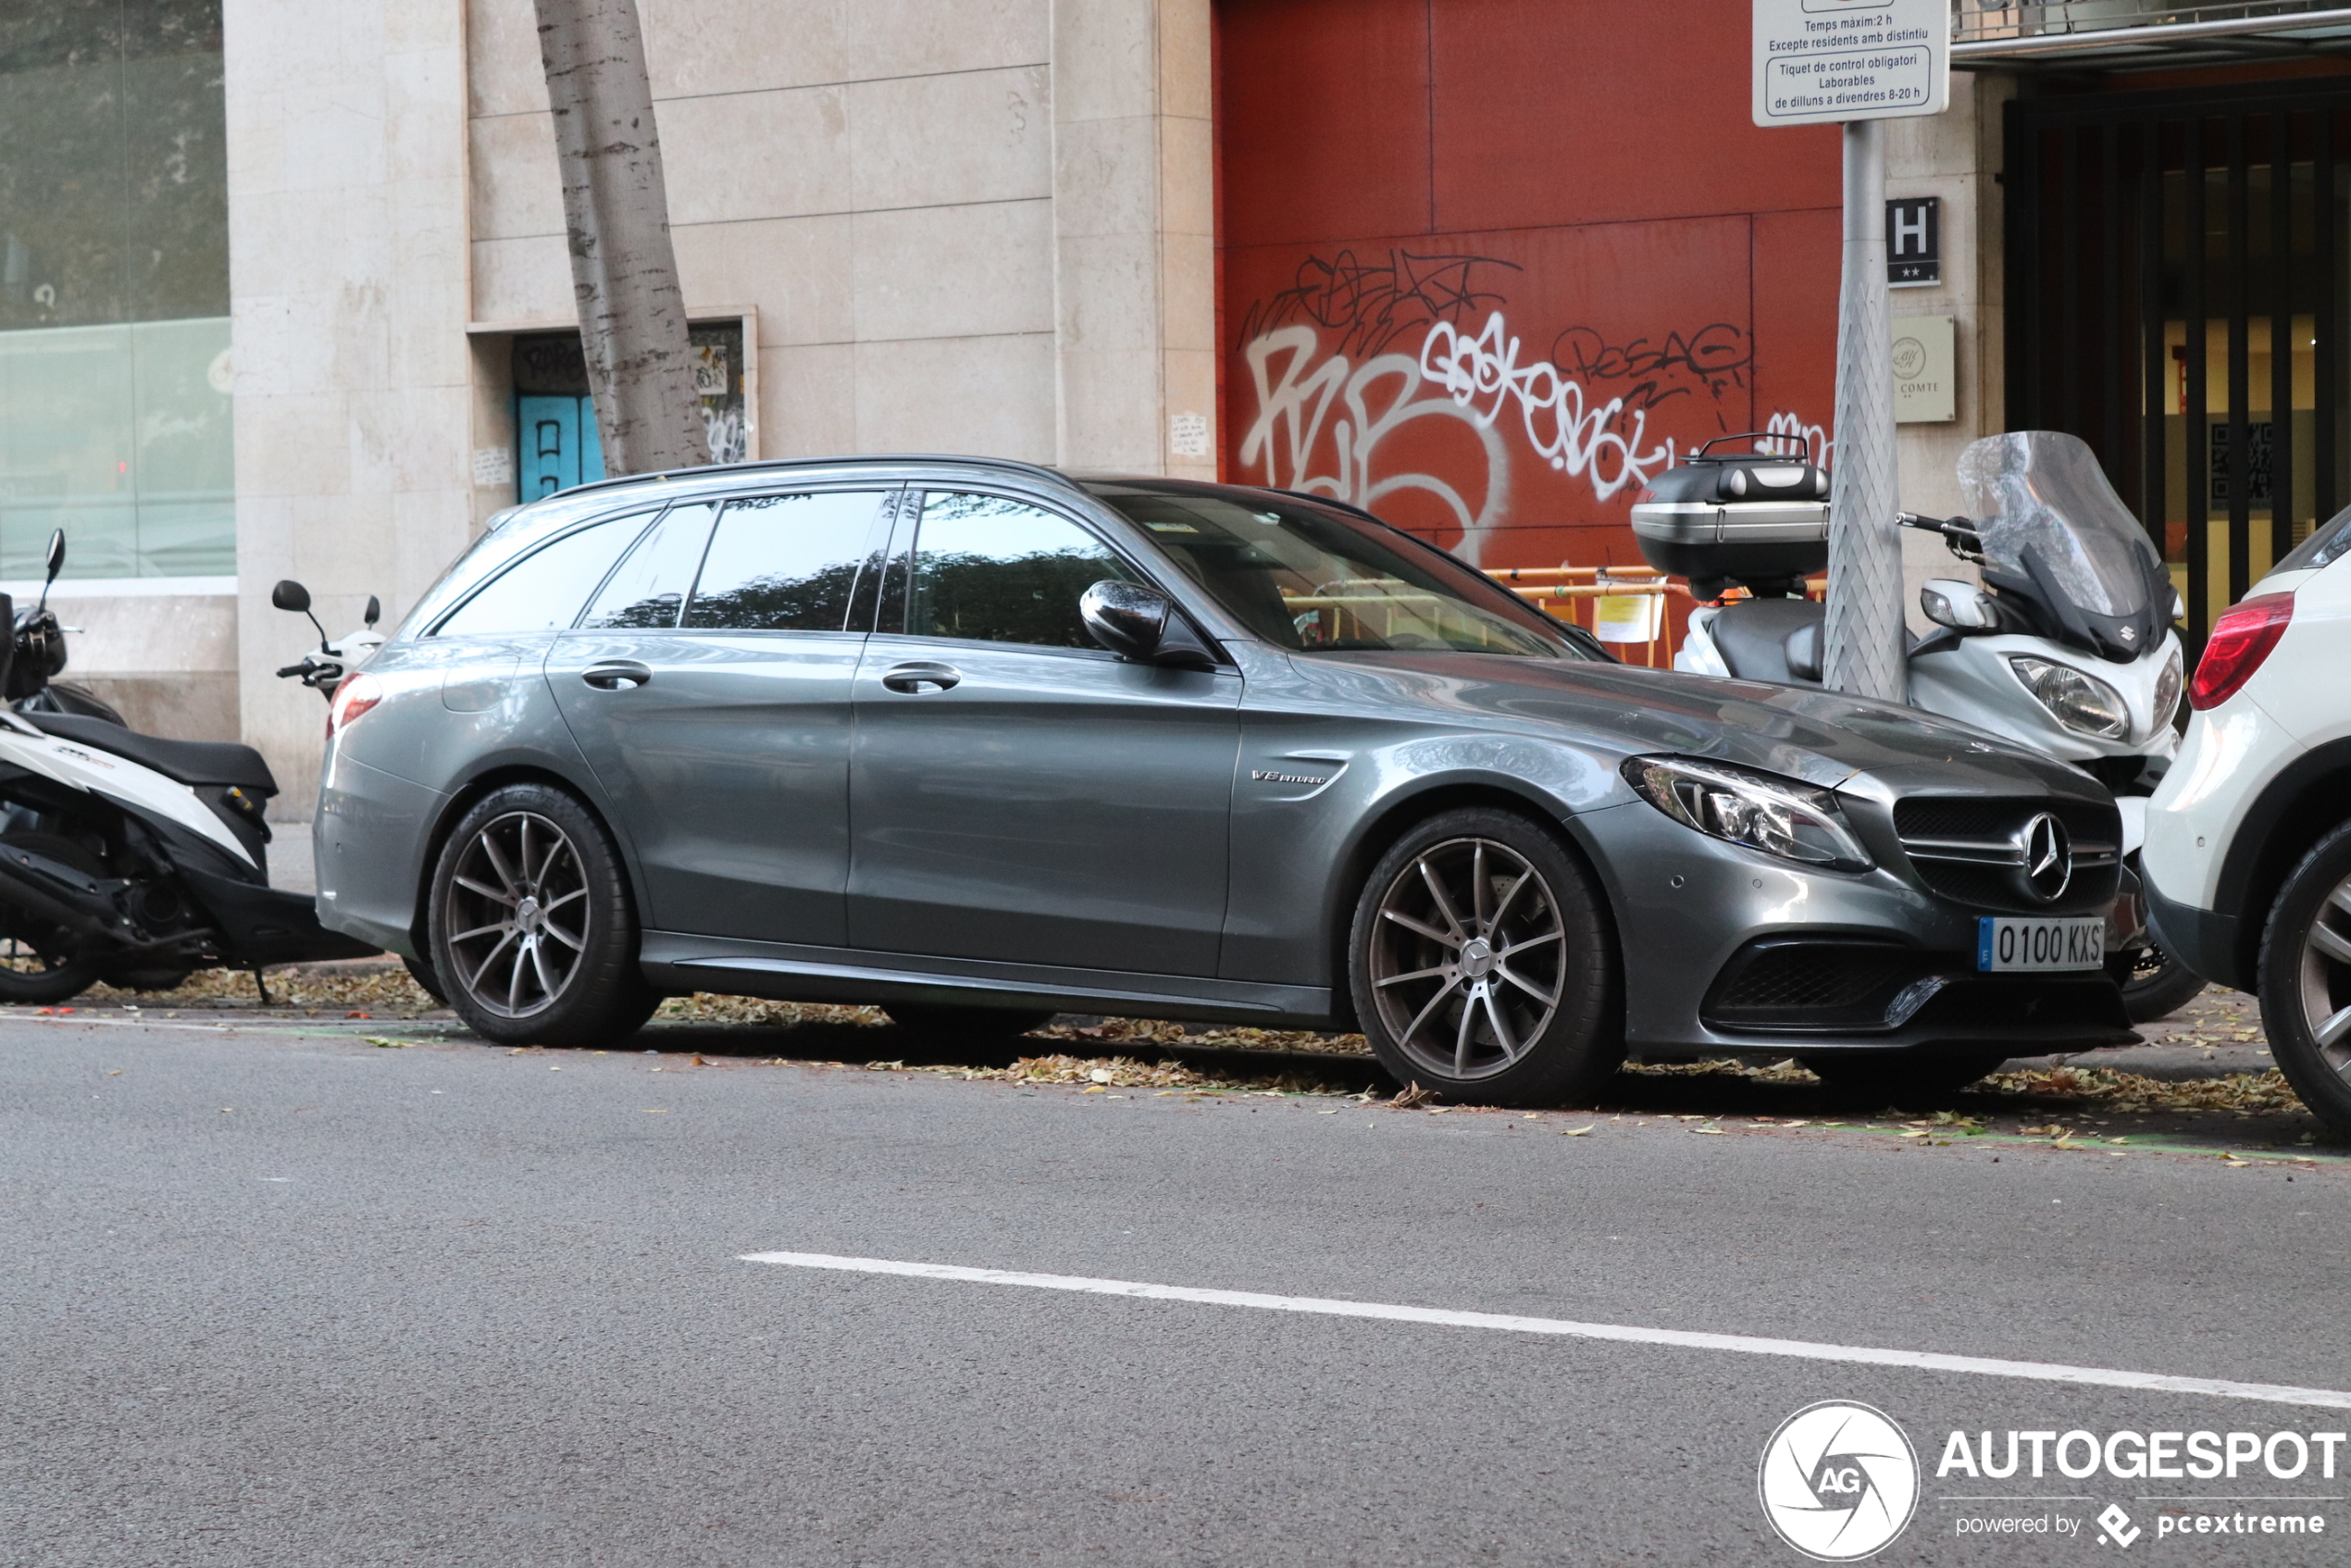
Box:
552;453;1087;501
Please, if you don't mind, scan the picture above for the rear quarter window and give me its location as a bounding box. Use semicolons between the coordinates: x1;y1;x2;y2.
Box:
432;513;653;637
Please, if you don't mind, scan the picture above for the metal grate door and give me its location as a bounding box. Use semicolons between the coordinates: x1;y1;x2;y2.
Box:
2008;78;2351;640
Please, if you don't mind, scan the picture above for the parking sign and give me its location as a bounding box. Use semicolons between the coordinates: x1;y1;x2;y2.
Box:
1754;0;1949;129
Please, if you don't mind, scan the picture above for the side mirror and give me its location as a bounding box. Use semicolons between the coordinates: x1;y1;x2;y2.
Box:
271;579;312;614
1079;579;1217;670
365;594;381;628
44;529;64;580
1919;578;1997;631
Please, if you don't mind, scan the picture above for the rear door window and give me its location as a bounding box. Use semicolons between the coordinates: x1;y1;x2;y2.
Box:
903;492;1137;648
432;512;653;637
579;502;721;629
684;491;889;632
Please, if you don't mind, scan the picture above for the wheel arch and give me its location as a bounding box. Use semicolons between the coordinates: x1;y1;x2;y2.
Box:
408;762;635;959
1321;777;1623;1029
2214;737;2351;984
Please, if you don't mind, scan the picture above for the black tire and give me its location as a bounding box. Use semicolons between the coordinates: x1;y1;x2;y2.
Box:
883;1002;1055;1041
402;954;449;1004
429;784;656;1047
0;831;109;1004
2108;943;2206;1023
1799;1050;2011;1099
2257;820;2351;1139
1348;806;1621;1107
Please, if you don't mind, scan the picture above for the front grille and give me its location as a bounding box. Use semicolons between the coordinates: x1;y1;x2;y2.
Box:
1892;795;2121;913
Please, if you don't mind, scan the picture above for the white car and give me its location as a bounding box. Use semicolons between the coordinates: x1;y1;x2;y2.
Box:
2144;510;2351;1135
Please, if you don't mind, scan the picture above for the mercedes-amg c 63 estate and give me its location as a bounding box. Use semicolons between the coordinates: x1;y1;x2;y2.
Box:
312;456;2132;1103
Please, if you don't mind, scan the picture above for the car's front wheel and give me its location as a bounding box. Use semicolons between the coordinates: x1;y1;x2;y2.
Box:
429;784;656;1047
1349;808;1621;1107
2258;820;2351;1139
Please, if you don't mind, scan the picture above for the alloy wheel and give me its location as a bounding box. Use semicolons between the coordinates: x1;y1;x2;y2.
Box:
2297;870;2351;1077
442;811;590;1018
1366;836;1566;1081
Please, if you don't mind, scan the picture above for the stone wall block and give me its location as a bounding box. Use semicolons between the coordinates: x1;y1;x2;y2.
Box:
848;67;1051;213
854;200;1056;342
663;86;852;225
855;333;1056;459
643;0;850;97
845;0;1048;81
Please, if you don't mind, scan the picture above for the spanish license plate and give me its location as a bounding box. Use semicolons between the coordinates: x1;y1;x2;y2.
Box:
1977;915;2105;972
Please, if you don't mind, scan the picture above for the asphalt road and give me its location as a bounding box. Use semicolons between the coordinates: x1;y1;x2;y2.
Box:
7;1013;2348;1567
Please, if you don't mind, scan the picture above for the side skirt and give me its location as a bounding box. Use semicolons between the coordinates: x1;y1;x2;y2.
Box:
638;931;1337;1027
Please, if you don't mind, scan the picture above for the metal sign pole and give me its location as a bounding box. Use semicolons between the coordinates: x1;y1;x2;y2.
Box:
1823;118;1905;701
1751;0;1947;703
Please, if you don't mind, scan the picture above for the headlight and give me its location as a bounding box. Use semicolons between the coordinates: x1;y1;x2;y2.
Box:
2007;655;2128;739
1622;756;1872;872
2152;647;2183;731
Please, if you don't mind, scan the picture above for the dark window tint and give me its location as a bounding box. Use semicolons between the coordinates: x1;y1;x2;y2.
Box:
906;492;1135;647
433;512;653;637
580;502;719;629
1088;487;1575;657
684;491;885;632
2276;503;2351;578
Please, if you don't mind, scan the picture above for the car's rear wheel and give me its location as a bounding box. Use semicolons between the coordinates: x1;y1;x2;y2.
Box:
429;784;656;1047
2257;821;2351;1139
1798;1050;2011;1099
1349;808;1620;1107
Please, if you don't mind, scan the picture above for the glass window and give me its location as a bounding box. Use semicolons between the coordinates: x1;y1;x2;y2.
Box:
2275;502;2351;577
906;492;1135;648
579;502;719;629
0;3;233;580
684;491;885;632
433;514;651;637
1088;486;1579;658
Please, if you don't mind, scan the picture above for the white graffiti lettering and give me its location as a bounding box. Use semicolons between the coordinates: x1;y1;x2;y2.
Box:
1419;312;1672;503
1238;310;1832;566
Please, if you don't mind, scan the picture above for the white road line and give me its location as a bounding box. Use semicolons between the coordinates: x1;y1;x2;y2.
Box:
740;1251;2351;1412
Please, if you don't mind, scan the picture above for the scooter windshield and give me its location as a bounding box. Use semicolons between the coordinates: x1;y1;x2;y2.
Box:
1956;431;2162;620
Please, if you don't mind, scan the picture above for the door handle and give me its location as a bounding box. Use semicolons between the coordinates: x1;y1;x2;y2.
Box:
879;661;962;694
581;661;653;691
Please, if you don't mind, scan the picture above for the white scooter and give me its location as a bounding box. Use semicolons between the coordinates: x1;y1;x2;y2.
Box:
0;533;384;1002
1638;430;2198;1021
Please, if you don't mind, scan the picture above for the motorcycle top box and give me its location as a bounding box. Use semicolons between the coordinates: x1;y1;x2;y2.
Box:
1630;433;1829;592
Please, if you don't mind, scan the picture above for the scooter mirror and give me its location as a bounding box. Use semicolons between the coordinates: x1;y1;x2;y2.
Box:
271;579;311;614
1919;578;1996;631
43;529;64;580
364;594;380;628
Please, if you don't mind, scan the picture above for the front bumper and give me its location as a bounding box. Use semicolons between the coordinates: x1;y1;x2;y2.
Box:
1581;795;2136;1059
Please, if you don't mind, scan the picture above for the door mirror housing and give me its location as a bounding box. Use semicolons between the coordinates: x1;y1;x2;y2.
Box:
1079;579;1218;670
1919;578;1997;631
271;579;311;614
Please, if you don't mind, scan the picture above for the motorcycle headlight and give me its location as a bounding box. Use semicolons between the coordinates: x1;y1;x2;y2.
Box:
2007;655;2129;740
1622;756;1872;872
2152;647;2183;730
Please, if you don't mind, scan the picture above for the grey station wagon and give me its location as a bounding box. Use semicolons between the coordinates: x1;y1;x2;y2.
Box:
312;456;2132;1104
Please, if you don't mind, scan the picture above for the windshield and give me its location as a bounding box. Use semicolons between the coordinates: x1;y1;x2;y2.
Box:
1958;431;2163;619
1088;485;1580;657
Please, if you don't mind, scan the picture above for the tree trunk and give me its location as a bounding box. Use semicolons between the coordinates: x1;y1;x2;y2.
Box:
533;0;705;476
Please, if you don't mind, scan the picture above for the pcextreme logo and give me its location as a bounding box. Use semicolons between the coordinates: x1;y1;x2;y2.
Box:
1759;1400;1922;1561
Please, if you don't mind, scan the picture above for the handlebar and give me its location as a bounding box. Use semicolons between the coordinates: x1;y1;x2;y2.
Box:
1897;511;1984;563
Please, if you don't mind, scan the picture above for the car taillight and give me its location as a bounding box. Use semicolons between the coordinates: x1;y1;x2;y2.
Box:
329;671;383;735
2189;592;2294;711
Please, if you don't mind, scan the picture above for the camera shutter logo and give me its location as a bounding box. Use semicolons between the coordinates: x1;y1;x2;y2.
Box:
1757;1401;1920;1561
